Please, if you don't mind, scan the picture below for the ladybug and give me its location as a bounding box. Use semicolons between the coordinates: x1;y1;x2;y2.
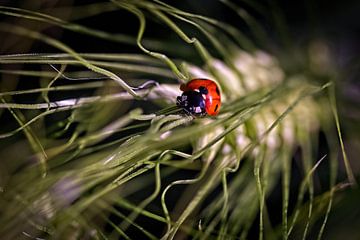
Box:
176;79;221;116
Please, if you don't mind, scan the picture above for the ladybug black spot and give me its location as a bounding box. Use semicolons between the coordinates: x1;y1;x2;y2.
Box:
198;86;208;95
215;86;220;96
214;104;218;112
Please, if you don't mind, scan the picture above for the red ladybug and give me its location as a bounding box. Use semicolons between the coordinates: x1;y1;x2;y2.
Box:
176;79;221;116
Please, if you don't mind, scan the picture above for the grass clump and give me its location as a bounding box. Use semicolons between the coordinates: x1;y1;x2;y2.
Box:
0;1;358;239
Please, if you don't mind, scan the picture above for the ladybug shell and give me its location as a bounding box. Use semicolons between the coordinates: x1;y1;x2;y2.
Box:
180;79;221;116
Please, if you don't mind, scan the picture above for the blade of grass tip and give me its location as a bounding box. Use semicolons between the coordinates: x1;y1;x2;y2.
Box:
196;201;223;239
148;8;214;66
0;91;138;110
87;111;135;142
0;6;137;45
0;105;82;138
0;56;174;78
200;158;255;239
99;213;131;240
111;0;188;82
97;201;157;240
317;129;339;240
0;58;173;78
162;169;220;240
0;69;59;78
0;23;142;99
42;64;67;110
161;161;211;238
281;145;291;240
239;197;262;240
318;118;341;238
155;7;230;59
95;226;110;240
116;198;167;224
158;9;249;96
0;82;105;97
262;150;275;238
149;115;183;133
249;153;282;239
300;135;315;240
129;109;156;121
325;126;339;189
225;83;327;183
287;154;327;237
134;0;214;64
168;156;235;239
156;114;192;132
112;160;156;185
228;176;256;236
48;63;110;80
49;167;146;232
293;183;348;240
217;170;229;240
152;0;256;51
119;160;161;232
200;17;256;52
328;84;357;186
160;115;195;132
150;0;255;54
2;98;48;177
256;82;332;148
316;184;334;240
220;0;270;48
0;52;165;68
160;161;200;229
254;144;267;240
71;162;154;215
158;150;193;163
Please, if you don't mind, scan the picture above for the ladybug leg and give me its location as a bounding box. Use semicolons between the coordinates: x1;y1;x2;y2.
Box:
176;98;195;117
180;104;194;117
198;86;208;95
176;95;191;116
176;96;182;106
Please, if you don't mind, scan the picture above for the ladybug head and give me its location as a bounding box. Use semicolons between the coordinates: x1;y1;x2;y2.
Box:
176;90;207;116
